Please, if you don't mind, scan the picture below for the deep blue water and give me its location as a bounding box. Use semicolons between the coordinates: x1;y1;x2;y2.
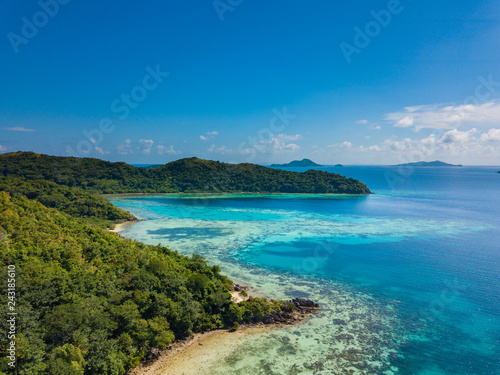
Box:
110;165;500;374
255;166;500;374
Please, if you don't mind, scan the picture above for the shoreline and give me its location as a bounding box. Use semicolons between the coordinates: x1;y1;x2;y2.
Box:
109;210;321;374
127;326;277;375
106;197;411;373
125;282;319;375
104;192;371;198
108;200;323;375
127;303;319;375
108;218;145;233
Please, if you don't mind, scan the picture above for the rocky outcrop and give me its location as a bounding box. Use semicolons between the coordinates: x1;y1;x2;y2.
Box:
262;298;320;325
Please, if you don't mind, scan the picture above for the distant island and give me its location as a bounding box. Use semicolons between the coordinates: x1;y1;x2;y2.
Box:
271;158;323;168
0;152;371;194
395;160;462;167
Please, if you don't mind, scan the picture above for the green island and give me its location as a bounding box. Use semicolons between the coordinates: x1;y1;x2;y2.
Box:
0;151;370;375
270;158;324;168
0;152;370;194
395;160;462;167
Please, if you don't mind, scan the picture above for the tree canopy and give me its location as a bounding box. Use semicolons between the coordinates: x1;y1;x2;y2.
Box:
0;152;371;194
0;177;135;228
0;188;294;375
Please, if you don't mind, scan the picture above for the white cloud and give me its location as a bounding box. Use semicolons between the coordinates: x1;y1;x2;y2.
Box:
0;144;6;152
327;141;352;148
117;139;180;156
200;131;218;141
355;120;381;130
265;134;301;152
386;100;500;130
361;138;415;152
208;144;233;155
355;127;499;163
240;133;302;155
421;134;436;144
440;128;477;143
117;139;133;155
94;146;109;155
306;125;500;164
480;128;500;141
156;145;180;155
280;134;303;141
284;143;300;152
139;139;154;155
2;126;36;132
394;116;414;128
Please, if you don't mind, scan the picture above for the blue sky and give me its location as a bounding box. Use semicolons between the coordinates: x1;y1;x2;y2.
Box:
1;0;500;165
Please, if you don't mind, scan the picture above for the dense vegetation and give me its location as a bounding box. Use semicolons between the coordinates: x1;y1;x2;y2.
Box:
0;177;135;228
0;190;294;375
0;152;371;194
0;152;159;194
156;158;369;193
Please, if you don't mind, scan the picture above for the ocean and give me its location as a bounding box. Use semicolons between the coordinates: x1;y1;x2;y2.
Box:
109;165;500;374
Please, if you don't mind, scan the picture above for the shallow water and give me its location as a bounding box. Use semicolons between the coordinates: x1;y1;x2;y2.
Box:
109;166;500;374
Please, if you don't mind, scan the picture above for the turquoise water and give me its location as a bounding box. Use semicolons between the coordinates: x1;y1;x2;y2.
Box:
109;166;500;374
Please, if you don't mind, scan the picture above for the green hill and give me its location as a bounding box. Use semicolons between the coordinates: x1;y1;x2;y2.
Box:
0;152;371;194
0;152;158;194
0;177;135;228
0;191;296;375
154;157;369;194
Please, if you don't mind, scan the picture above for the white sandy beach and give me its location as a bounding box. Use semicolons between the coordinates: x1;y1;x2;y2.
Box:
129;326;276;375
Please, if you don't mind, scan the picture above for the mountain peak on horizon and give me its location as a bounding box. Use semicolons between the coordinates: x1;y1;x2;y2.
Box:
395;160;463;167
270;159;323;167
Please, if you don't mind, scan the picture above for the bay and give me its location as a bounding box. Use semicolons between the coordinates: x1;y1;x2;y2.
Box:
109;166;500;375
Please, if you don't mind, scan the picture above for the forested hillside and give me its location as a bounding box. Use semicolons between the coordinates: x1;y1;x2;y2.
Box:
0;177;135;228
0;192;294;375
0;152;160;194
0;152;371;194
154;157;369;193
